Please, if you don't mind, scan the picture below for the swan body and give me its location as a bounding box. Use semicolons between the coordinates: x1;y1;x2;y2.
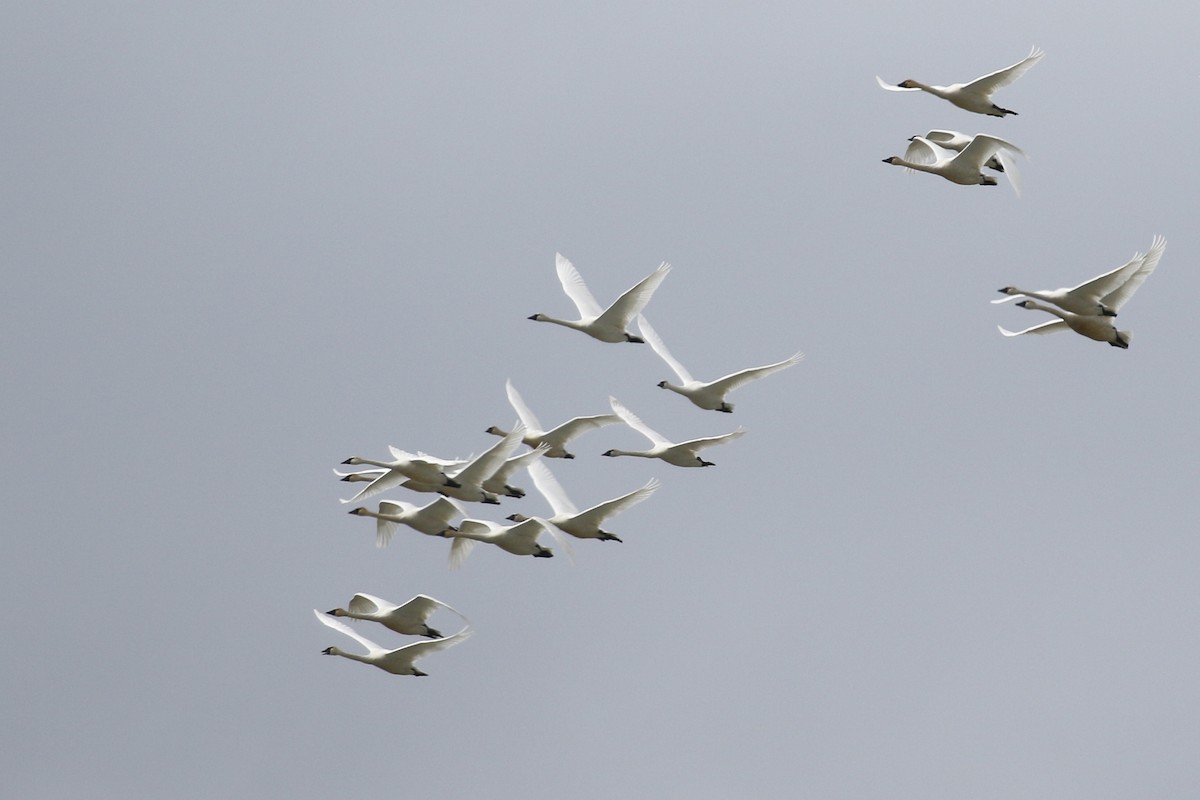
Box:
1000;300;1130;348
487;379;620;458
913;130;1007;172
637;315;803;412
338;451;460;505
314;608;471;676
528;253;671;343
441;516;559;568
603;396;745;467
883;134;1024;195
325;593;466;639
507;459;659;542
993;235;1166;317
876;46;1044;116
347;496;465;546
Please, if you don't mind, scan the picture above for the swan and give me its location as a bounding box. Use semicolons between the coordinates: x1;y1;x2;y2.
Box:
338;450;460;505
882;134;1024;195
334;467;385;483
396;427;528;505
325;593;467;639
999;300;1130;348
347;496;465;546
486;379;620;458
876;46;1044;116
637;315;803;412
912;130;1008;172
440;516;561;569
506;459;659;542
603;396;745;467
528;253;671;343
993;235;1166;317
313;608;471;676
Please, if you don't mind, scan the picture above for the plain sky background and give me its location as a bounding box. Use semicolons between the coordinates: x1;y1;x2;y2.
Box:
5;3;1199;798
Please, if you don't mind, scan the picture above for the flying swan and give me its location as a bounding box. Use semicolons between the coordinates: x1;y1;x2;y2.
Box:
528;253;671;343
876;46;1044;116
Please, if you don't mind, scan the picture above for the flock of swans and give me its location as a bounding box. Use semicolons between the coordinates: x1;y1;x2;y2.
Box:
315;46;1169;675
316;253;802;675
878;46;1165;345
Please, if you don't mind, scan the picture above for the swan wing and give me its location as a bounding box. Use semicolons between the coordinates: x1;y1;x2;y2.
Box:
347;593;393;616
507;517;550;548
683;427;747;451
391;594;448;627
876;75;919;92
903;136;944;166
339;469;408;505
594;262;671;329
959;134;1024;166
491;444;548;481
636;314;694;383
504;379;544;434
554;252;604;319
379;626;474;669
448;535;478;570
420;496;465;529
527;459;580;516
574;477;660;528
993;147;1023;197
542;414;621;446
997;320;1068;337
609;396;671;447
1098;235;1165;312
923;130;970;150
962;46;1044;94
706;351;804;395
454;426;524;485
313;608;385;655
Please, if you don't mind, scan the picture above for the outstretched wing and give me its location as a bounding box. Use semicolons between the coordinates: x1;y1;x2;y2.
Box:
574;477;660;528
609;396;670;447
594;262;671;329
313;608;384;655
997;321;1068;337
454;426;524;486
706;352;804;395
684;427;747;451
504;379;543;434
636;314;693;383
962;46;1044;94
554;252;604;319
1099;235;1165;312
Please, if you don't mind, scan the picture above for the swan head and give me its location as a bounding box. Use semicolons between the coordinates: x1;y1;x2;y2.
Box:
321;646;338;656
896;79;920;89
347;507;369;516
881;156;903;165
532;546;554;558
601;449;618;457
340;457;362;465
484;425;506;437
1015;300;1034;309
997;287;1021;296
656;380;668;389
325;608;347;617
527;313;545;321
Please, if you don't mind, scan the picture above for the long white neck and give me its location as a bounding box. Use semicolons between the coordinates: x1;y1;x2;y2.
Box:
606;449;654;459
1021;300;1071;321
328;647;375;666
534;314;585;331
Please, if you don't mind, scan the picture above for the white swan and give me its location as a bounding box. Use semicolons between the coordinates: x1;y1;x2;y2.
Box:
347;496;465;546
528;253;671;343
637;315;803;412
506;460;659;542
999;300;1131;348
416;442;550;499
993;235;1166;317
441;516;560;569
486;379;620;459
876;46;1044;116
313;608;471;676
325;593;467;638
603;396;745;467
882;134;1024;195
912;130;1008;172
338;450;460;505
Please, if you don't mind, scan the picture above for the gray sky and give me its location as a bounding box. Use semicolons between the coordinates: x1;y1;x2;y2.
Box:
6;3;1200;798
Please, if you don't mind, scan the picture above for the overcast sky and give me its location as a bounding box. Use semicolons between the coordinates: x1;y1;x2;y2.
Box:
6;3;1200;798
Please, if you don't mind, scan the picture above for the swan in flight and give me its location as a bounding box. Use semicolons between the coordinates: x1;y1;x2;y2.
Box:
882;134;1024;194
993;235;1166;317
506;459;659;542
337;450;461;505
999;300;1131;348
528;253;671;343
911;130;1008;172
313;609;471;676
876;46;1044;116
486;379;620;458
603;396;745;467
347;496;465;547
325;593;467;639
636;315;803;412
441;516;560;569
